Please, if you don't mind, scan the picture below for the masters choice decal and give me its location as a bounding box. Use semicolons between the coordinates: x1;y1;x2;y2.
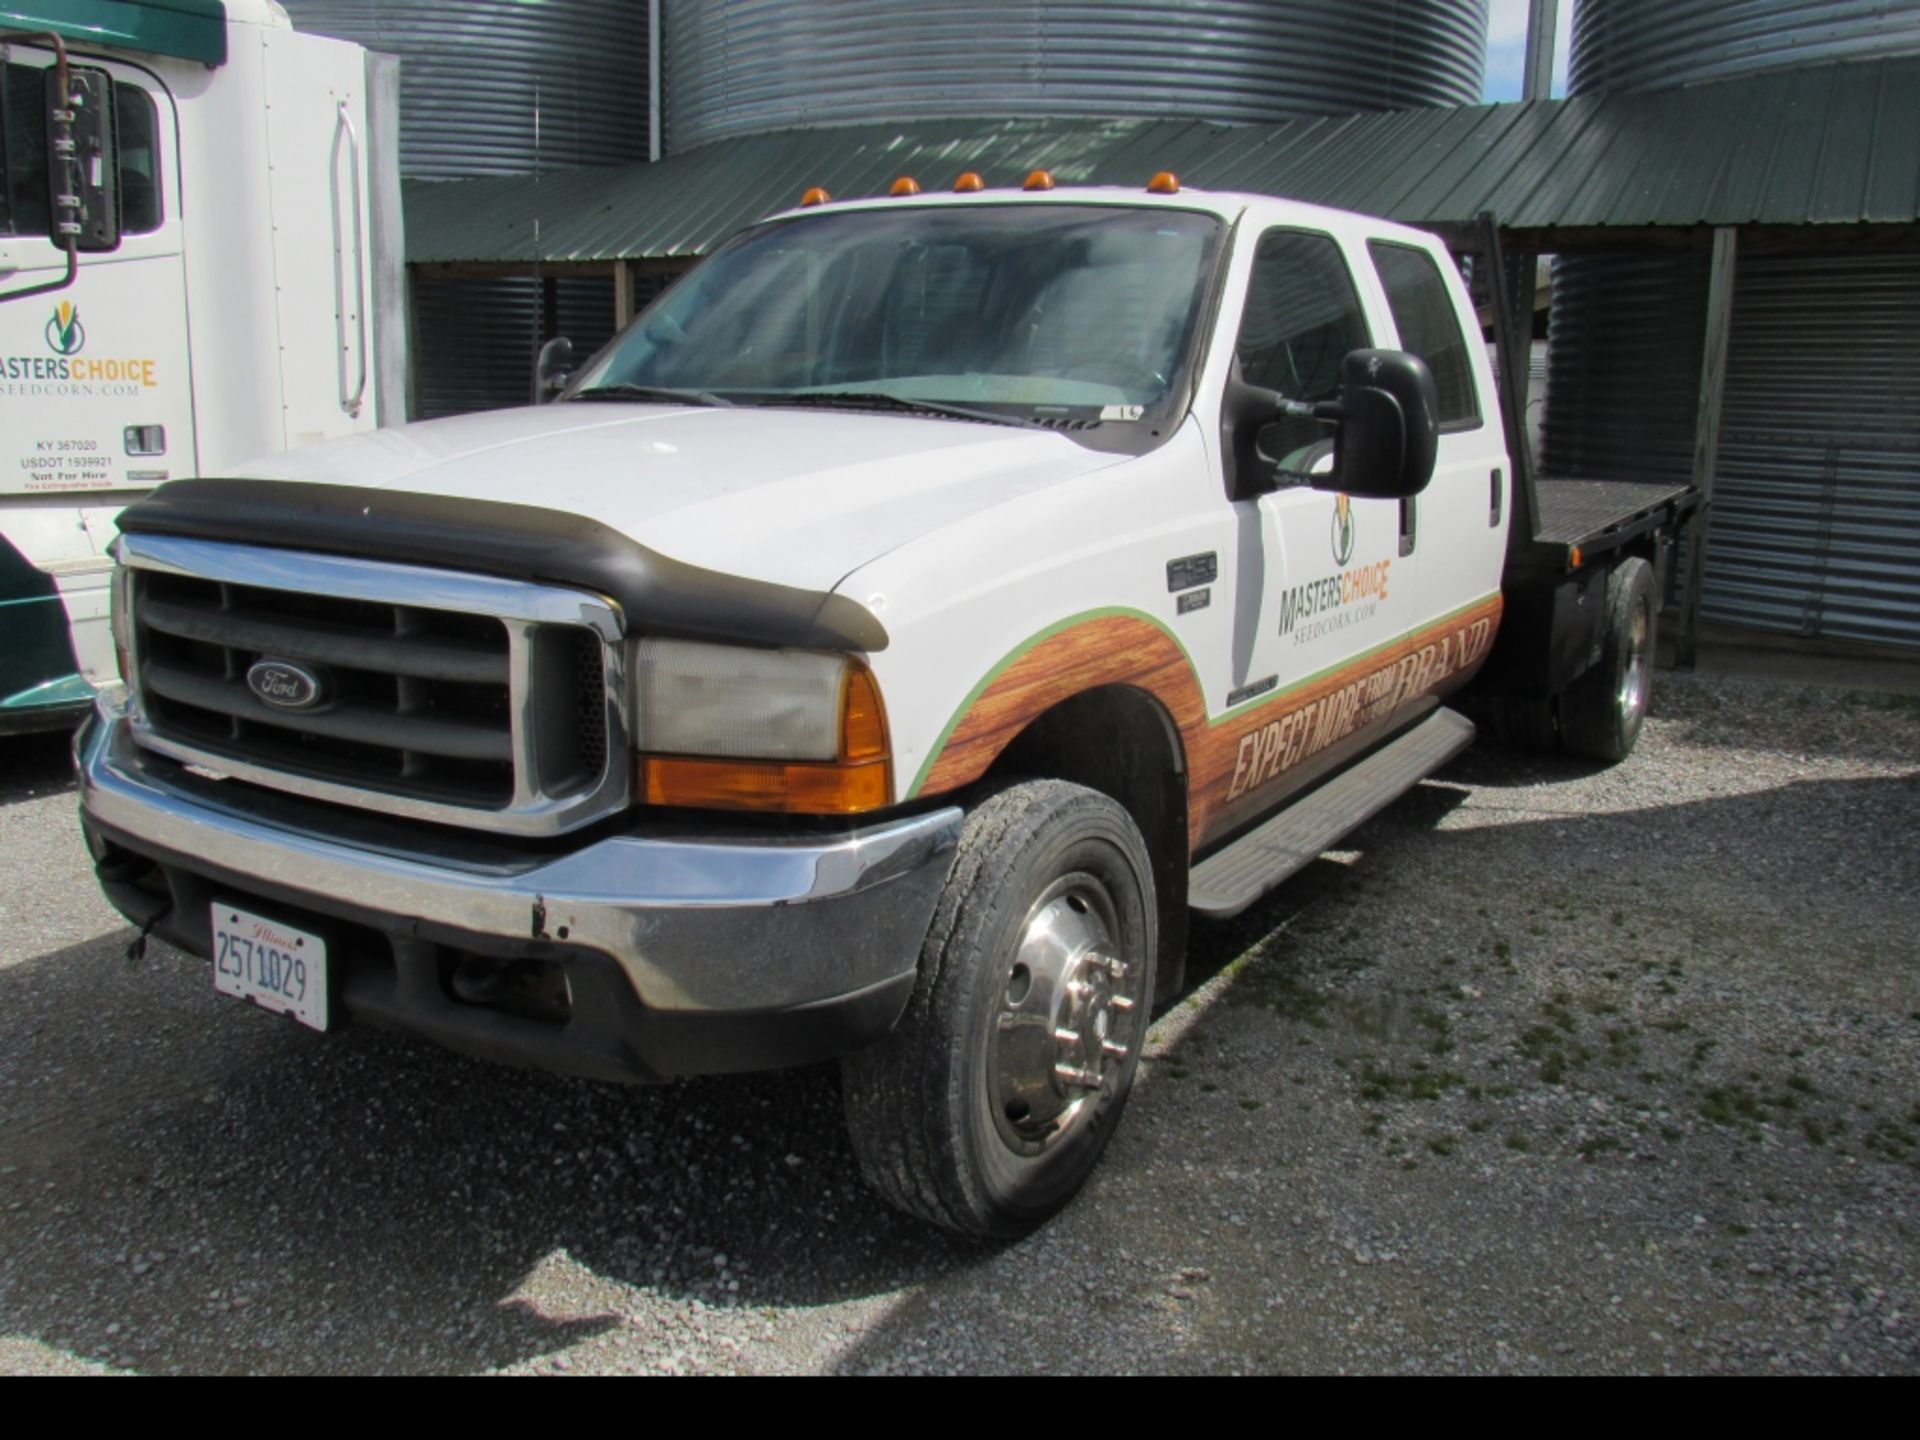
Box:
1279;493;1392;645
2;302;159;397
1228;609;1495;802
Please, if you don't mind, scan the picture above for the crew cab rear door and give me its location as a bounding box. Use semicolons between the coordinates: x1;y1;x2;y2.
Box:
1359;237;1509;622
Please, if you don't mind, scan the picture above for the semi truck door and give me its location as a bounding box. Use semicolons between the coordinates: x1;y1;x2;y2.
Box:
0;57;194;495
0;56;192;699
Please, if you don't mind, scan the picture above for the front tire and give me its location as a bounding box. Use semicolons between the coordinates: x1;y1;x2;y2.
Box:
1560;556;1657;762
842;780;1157;1237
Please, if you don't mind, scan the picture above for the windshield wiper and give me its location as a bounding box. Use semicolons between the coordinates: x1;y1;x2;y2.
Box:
569;383;734;408
742;391;1032;427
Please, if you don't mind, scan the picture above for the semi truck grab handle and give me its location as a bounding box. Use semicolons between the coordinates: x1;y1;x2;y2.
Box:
330;100;369;419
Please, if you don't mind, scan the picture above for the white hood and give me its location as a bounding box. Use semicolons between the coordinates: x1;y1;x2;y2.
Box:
229;403;1128;592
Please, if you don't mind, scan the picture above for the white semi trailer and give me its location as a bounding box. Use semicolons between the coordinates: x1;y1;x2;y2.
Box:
0;0;402;732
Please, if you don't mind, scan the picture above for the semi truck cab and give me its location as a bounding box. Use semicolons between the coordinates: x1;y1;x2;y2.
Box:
0;2;401;732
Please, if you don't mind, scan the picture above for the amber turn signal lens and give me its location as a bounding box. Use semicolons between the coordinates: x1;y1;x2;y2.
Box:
642;756;891;815
1022;169;1055;191
890;176;921;196
1147;171;1180;194
840;665;888;764
800;186;831;207
953;171;985;192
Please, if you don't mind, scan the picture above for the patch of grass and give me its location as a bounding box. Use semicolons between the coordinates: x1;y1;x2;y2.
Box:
1687;1039;1716;1073
1578;1135;1622;1163
1427;1135;1457;1157
1504;1133;1530;1153
1800;1117;1827;1147
1492;939;1512;962
1660;1125;1685;1144
1238;1098;1265;1113
1199;1081;1219;1094
1700;1086;1764;1127
1357;1063;1464;1103
1725;1221;1751;1237
1650;1017;1690;1034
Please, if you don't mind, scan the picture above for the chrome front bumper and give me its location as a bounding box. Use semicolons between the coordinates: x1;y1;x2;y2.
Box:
77;696;962;1079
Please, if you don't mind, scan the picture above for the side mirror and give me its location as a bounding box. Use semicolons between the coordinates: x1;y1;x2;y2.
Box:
535;336;575;401
46;65;118;252
1309;349;1438;501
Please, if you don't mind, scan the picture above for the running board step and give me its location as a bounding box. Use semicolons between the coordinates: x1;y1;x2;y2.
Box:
1189;707;1477;919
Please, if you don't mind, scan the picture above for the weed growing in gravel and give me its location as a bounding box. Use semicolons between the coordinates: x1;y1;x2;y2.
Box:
1504;1133;1530;1153
1357;1063;1463;1103
1700;1086;1765;1127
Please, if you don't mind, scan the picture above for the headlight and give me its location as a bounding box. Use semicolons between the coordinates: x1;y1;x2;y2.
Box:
633;639;891;814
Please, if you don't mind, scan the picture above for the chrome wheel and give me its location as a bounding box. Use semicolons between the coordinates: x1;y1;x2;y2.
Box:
1618;601;1650;721
988;876;1141;1157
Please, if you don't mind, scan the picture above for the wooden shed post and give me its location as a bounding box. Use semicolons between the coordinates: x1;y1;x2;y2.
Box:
614;260;638;330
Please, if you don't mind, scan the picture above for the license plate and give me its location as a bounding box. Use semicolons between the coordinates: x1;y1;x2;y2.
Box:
211;903;329;1032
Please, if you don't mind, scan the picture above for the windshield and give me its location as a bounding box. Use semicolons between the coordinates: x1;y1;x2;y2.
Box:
570;204;1224;426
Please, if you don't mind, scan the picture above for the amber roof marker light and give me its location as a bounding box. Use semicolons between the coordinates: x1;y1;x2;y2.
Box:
1147;171;1181;194
953;171;985;192
889;176;922;196
799;186;831;207
1022;169;1055;191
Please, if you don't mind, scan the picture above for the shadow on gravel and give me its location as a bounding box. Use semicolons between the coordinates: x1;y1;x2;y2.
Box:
0;928;978;1375
0;729;78;806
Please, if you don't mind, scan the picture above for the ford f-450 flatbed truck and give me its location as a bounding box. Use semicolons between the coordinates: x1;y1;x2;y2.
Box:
76;179;1695;1236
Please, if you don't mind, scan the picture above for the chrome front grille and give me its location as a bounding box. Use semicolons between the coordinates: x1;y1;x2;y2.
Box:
119;533;629;836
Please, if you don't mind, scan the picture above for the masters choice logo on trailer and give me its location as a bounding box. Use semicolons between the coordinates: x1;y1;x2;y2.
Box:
2;303;158;395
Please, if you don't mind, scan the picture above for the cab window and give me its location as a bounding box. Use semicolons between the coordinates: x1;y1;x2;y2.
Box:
0;62;163;239
1368;240;1479;429
1233;228;1372;464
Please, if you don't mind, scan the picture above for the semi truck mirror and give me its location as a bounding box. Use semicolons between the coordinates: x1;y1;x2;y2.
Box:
1312;349;1438;501
45;65;119;253
536;336;576;401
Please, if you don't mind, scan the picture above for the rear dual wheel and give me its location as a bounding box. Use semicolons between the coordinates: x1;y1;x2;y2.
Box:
1560;556;1657;762
842;780;1156;1238
1481;556;1657;764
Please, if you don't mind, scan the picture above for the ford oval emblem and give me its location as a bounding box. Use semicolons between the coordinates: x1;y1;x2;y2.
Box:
247;659;326;711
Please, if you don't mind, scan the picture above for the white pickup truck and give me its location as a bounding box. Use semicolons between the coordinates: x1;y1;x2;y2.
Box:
76;178;1695;1236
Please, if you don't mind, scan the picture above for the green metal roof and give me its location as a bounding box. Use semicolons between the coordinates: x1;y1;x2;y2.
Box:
1;0;227;66
406;54;1920;268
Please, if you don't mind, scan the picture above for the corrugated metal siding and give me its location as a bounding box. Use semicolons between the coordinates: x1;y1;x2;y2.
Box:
283;0;648;416
281;0;651;178
1548;0;1920;648
1705;253;1920;646
1571;0;1920;94
662;0;1488;152
1542;252;1708;489
404;55;1920;266
411;274;616;421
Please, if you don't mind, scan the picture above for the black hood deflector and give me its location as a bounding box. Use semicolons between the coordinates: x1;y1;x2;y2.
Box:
116;479;888;653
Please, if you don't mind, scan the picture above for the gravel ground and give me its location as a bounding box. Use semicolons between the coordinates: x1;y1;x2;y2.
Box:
1;670;1916;1375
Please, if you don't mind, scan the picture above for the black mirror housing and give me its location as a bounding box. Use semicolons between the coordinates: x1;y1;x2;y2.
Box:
1310;348;1439;501
536;336;575;401
46;65;118;252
